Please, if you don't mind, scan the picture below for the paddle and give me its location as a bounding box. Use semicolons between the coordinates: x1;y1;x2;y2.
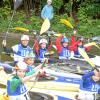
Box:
78;47;95;68
84;42;100;50
14;27;29;32
40;19;50;35
3;0;23;41
60;19;73;29
28;59;47;91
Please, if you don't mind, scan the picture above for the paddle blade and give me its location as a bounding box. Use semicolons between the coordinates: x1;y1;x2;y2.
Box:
40;19;50;35
95;44;100;50
78;48;95;68
84;42;100;49
53;33;62;37
14;27;29;32
84;42;96;47
60;19;73;29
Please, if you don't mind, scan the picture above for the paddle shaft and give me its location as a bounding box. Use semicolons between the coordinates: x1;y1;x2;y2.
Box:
4;10;16;41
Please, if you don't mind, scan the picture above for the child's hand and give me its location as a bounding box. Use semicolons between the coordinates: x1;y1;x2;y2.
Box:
44;58;48;63
0;66;4;71
2;40;7;47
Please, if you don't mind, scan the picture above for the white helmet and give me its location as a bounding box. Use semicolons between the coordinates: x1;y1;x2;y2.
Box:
47;0;52;3
39;39;48;44
16;61;27;70
21;35;29;41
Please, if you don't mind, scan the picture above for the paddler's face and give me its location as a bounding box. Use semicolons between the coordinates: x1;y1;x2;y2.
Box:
40;43;47;49
17;69;26;78
62;42;68;47
25;58;34;66
21;40;29;46
47;1;52;5
92;70;100;82
92;76;100;82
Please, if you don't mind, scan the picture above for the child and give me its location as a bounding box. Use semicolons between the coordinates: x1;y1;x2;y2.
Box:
77;68;100;100
24;52;50;79
2;35;32;64
34;38;52;62
70;30;91;57
7;61;39;100
56;35;73;60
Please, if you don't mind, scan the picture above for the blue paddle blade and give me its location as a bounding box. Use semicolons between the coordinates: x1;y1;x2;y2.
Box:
14;0;23;10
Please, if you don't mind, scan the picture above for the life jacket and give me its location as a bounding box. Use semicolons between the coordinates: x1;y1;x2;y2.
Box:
7;78;28;96
80;79;100;93
80;72;100;93
38;48;48;60
12;44;32;62
59;47;71;59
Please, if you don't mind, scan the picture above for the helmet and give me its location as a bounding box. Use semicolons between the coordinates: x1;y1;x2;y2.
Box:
21;35;29;41
47;0;52;3
16;61;27;70
39;39;48;44
25;52;35;59
61;38;69;43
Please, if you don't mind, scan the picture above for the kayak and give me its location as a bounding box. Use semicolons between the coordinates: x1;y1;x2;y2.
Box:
0;87;78;100
0;69;80;100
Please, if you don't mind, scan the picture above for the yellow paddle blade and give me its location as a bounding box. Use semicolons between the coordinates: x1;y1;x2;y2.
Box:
95;44;100;50
78;48;95;68
53;33;62;37
84;42;100;49
14;27;29;32
0;95;9;100
40;19;50;35
60;19;73;29
84;42;96;47
45;51;54;56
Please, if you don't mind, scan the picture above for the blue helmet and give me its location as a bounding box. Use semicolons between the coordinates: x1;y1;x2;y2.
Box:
61;38;69;43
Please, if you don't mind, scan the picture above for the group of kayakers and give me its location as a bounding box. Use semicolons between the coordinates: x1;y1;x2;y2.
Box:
1;32;100;100
0;0;100;100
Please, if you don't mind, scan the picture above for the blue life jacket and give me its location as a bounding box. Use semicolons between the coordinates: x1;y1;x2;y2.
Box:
80;71;100;93
38;48;47;60
59;47;71;59
7;77;28;96
15;44;32;57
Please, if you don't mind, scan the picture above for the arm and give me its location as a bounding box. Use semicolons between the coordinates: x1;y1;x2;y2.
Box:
70;35;80;52
34;64;43;71
49;6;54;20
34;39;40;56
41;6;46;20
22;71;39;83
82;71;94;81
0;63;13;73
56;36;63;54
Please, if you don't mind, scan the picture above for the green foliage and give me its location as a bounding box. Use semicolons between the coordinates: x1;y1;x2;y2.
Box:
0;0;100;37
53;0;63;14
